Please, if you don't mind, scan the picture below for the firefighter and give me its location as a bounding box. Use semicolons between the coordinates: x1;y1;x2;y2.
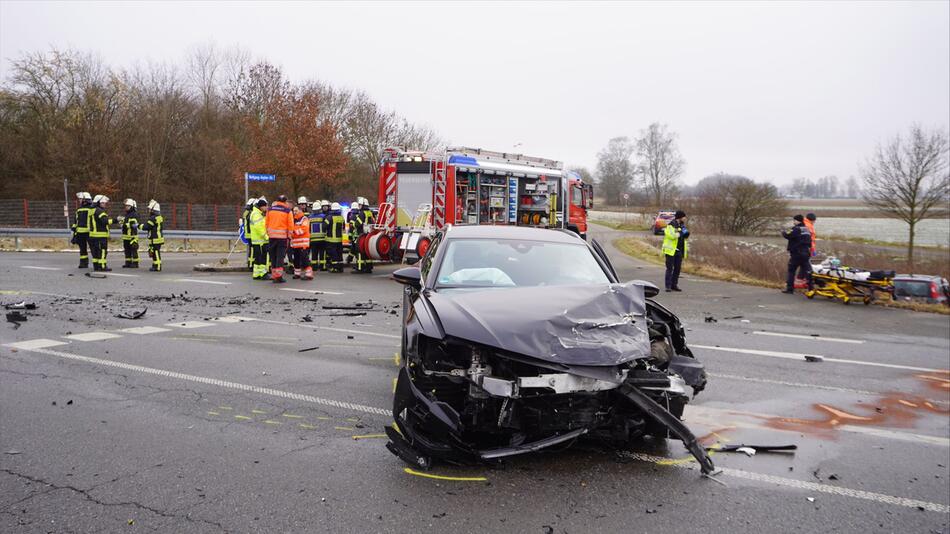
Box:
345;200;358;265
243;198;256;269
88;195;113;272
326;202;345;273
71;192;94;268
290;205;312;280
120;199;140;268
249;198;269;280
309;200;329;272
781;214;813;294
351;197;376;274
265;194;294;283
141;200;165;272
662;210;689;292
804;213;817;257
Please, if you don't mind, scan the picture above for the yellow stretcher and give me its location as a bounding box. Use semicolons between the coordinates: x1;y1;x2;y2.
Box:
805;265;895;305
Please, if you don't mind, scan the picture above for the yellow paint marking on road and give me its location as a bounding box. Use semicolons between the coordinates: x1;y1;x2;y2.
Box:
352;434;387;440
392;377;397;393
394;352;401;366
898;400;919;408
251;409;268;414
264;420;282;425
281;414;303;419
234;415;253;421
317;416;331;420
334;426;355;431
403;468;488;482
207;411;220;416
345;417;359;422
217;406;233;411
298;423;317;430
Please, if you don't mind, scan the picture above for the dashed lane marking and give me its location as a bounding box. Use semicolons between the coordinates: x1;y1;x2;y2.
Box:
693;344;947;373
279;288;344;296
281;414;303;419
707;373;879;396
263;420;282;425
753;331;864;344
20;266;61;271
623;452;949;514
5;339;68;350
298;423;317;430
64;332;123;342
334;426;355;431
118;326;171;335
352;434;387;440
234;415;253;421
102;272;139;278
166;321;214;329
245;317;400;340
174;279;232;285
21;346;390;416
17;345;945;513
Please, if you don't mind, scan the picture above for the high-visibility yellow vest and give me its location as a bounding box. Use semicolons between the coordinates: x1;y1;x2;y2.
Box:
89;208;111;238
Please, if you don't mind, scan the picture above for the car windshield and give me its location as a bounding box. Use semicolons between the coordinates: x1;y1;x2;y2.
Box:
894;280;932;297
658;213;674;220
434;238;610;289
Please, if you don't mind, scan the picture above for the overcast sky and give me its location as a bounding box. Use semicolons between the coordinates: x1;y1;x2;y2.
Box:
1;1;948;185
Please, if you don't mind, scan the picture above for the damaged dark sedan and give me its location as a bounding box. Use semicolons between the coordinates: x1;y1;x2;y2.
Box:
385;226;715;474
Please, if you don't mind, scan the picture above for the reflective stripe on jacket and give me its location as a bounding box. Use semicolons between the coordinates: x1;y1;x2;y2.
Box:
122;210;139;241
291;214;310;248
661;223;687;259
309;211;327;241
142;214;165;244
73;205;93;234
89;208;112;238
326;214;345;243
265;201;294;239
249;207;268;245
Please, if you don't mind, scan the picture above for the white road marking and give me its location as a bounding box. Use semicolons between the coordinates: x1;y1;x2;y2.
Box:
166;321;214;329
4;339;68;350
707;372;879;396
119;326;171;335
687;405;949;447
102;272;139;278
211;316;249;323
753;331;864;344
623;452;949;514
174;279;232;286
20;266;61;271
14;344;950;514
0;289;75;298
23;346;389;416
64;332;123;342
247;317;400;339
279;288;344;296
693;344;946;373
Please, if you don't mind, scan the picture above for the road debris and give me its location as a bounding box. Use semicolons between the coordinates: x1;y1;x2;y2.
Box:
6;311;27;328
709;444;798;454
723;315;744;320
294;297;320;302
84;272;107;279
323;302;375;310
301;315;313;322
115;308;147;320
4;301;36;310
804;355;824;363
704;316;717;323
298;346;319;353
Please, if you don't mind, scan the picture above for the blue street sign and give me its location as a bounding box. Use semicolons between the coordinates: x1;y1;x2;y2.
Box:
246;173;276;182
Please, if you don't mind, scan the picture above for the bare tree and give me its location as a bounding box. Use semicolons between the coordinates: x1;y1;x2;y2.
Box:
693;173;787;235
595;136;635;206
861;125;950;267
635;122;684;208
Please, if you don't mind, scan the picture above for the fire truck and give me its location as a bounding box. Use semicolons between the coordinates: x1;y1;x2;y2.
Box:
359;146;594;264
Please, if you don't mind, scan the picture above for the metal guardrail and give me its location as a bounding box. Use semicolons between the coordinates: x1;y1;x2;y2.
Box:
0;227;240;251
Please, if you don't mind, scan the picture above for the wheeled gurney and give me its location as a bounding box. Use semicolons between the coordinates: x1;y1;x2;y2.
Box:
805;260;895;305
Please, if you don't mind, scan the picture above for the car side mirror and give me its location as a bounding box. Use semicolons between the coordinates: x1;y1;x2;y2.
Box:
392;266;422;289
632;280;659;298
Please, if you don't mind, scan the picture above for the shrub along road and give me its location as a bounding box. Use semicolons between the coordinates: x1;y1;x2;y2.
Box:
0;241;948;533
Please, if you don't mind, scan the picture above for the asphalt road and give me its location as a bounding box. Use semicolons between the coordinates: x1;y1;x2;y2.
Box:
1;227;948;533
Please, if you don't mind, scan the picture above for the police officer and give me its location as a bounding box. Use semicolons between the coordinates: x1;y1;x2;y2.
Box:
243;198;256;269
88;195;113;272
326;202;345;272
781;214;813;294
661;210;689;292
249;198;269;280
120;199;140;268
351;197;376;274
309;200;329;272
141;200;165;272
71;192;94;268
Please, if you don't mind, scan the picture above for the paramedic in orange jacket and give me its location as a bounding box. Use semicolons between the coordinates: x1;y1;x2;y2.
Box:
290;206;312;280
265;195;294;283
804;213;817;256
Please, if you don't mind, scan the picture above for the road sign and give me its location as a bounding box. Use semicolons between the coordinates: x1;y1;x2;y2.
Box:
246;173;276;182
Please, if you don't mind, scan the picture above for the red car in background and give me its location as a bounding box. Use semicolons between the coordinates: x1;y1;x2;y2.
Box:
653;211;676;235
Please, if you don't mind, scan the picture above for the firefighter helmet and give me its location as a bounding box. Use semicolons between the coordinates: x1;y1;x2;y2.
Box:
297;196;309;205
321;200;330;208
76;191;92;201
93;195;110;205
147;199;160;212
331;202;341;211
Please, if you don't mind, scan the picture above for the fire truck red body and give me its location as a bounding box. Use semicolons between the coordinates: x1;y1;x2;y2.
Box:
359;146;593;264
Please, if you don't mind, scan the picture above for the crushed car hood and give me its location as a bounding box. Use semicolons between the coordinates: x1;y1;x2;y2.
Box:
427;282;650;366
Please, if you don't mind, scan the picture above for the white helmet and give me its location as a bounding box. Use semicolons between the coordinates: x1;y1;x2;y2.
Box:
246;197;257;206
93;195;110;205
331;202;341;211
352;200;361;209
76;191;92;201
147;199;161;212
297;196;309;205
321;200;329;208
257;196;267;205
359;197;369;206
124;198;137;209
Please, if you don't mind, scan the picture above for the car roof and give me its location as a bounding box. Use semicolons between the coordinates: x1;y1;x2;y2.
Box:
444;225;584;244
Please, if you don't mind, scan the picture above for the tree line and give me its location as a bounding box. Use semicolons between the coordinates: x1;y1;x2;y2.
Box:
0;46;441;203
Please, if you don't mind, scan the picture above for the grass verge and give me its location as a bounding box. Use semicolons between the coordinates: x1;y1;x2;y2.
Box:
590;219;652;232
613;236;949;315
